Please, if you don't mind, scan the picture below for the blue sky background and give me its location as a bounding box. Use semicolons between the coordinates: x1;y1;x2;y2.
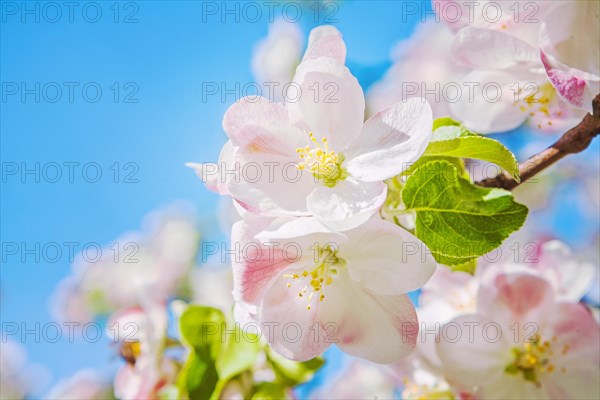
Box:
1;0;598;396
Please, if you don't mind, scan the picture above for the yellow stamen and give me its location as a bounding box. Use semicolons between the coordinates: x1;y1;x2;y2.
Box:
296;132;348;187
283;245;346;310
505;334;565;386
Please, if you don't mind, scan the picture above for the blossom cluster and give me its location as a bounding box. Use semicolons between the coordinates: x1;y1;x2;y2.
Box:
190;25;439;364
395;240;599;399
370;0;600;134
306;240;599;399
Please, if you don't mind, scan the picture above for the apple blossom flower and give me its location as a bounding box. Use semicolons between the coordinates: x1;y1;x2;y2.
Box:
437;271;600;399
413;239;596;374
51;208;199;323
189;26;433;231
231;216;436;363
367;20;468;118
109;297;177;400
436;1;588;133
539;1;600;114
420;240;596;318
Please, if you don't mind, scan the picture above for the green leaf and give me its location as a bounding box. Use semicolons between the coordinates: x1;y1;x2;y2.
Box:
432;117;461;131
157;386;181;400
401;156;467;179
178;349;219;400
217;330;260;382
402;160;528;266
211;328;261;399
448;259;477;274
251;382;288;400
179;306;225;354
267;349;325;386
178;306;226;400
427;118;519;180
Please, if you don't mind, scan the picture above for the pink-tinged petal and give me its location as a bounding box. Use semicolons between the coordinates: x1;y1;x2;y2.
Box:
478;272;555;324
452;27;538;70
302;25;346;64
539;1;600;113
538;1;600;73
319;278;419;364
306;179;387;232
436;314;512;394
223;96;305;155
342;218;436;295
541;51;598;113
288;57;365;151
259;272;331;361
345;98;433;181
449;70;531;133
231;219;299;306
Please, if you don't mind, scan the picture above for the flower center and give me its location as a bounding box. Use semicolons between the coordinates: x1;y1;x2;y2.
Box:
296;132;348;187
505;334;568;386
516;82;560;129
284;245;346;310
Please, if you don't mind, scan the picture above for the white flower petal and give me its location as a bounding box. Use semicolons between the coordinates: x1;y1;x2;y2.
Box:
453;27;538;70
254;216;337;241
341;219;436;295
306;179;387;232
345;98;433;181
231;219;298;306
259;272;331;361
436;314;512;393
302;25;346;64
223;96;305;156
449;70;532;133
319;278;419;364
288;57;365;151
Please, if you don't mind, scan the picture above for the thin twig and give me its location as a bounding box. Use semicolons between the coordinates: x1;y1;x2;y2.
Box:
476;93;600;190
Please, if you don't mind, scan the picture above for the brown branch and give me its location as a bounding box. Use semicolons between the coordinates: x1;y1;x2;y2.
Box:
476;93;600;190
